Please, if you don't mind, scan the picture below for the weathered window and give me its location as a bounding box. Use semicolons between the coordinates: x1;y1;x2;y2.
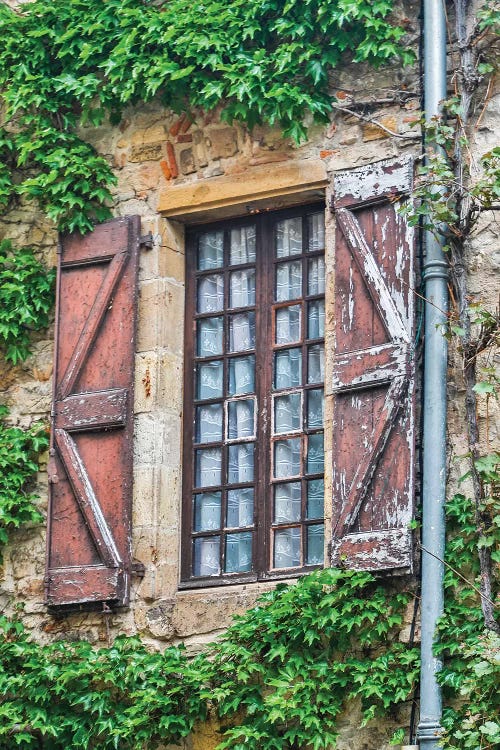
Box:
181;206;325;585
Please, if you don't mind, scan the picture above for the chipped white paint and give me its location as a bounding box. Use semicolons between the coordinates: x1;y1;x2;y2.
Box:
333;156;413;206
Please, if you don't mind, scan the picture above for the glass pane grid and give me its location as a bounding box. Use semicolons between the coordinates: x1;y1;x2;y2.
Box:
187;210;324;582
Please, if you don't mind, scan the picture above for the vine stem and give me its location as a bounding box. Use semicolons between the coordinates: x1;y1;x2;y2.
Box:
418;543;499;611
330;102;420;139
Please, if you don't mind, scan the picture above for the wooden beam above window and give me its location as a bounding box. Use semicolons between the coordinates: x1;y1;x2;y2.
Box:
158;159;327;224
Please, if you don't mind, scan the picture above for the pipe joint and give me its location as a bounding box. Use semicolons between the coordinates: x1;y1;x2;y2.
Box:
422;259;449;281
417;719;443;747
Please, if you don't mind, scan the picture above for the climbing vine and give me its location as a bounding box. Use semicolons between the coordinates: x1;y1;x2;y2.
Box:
0;241;55;364
0;0;414;232
0;569;419;750
0;407;47;562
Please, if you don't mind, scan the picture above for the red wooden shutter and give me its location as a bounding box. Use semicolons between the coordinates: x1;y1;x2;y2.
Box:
331;157;415;572
45;216;140;608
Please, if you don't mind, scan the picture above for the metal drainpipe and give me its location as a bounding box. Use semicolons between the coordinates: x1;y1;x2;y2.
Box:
417;0;449;748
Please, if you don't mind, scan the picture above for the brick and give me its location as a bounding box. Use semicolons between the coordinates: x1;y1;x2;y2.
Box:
166;141;179;178
159;159;172;180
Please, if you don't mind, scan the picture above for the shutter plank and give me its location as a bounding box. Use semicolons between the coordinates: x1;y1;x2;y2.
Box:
331;157;415;573
46;216;140;608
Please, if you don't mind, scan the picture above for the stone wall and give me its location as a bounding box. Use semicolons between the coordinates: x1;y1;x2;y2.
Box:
0;10;498;746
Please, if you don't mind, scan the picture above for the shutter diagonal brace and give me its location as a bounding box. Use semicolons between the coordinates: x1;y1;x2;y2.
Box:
55;428;122;569
58;249;128;400
333;206;411;538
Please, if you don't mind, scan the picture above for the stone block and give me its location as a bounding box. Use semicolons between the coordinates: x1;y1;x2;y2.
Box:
192;130;208;167
362;115;398;141
136;278;185;353
129;143;163;162
133;411;182;468
206;127;238;159
180;147;196;175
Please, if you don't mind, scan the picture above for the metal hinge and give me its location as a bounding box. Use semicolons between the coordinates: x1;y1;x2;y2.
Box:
131;560;146;578
140;232;154;250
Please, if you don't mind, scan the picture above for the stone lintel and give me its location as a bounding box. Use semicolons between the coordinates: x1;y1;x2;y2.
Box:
158;159;327;223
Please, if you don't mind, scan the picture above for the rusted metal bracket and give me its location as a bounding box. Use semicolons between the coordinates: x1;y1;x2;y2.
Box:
131;560;146;578
140;232;154;250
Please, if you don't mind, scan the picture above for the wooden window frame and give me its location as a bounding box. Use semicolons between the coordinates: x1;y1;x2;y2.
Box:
181;203;325;588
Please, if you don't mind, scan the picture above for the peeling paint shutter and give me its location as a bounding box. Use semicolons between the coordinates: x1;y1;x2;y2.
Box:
46;216;140;608
331;158;416;572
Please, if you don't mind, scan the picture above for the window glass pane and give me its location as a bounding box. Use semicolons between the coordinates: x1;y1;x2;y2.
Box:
306;524;324;565
308;257;325;295
228;443;254;484
228;399;255;440
195;447;222;487
194;536;220;576
307;389;324;428
274;393;301;435
194;492;221;531
196;361;223;400
274;527;300;568
307;433;324;474
275;305;301;345
197;274;224;313
274;348;302;390
227;488;254;528
274;482;301;523
197;231;224;270
307;479;324;519
274;438;301;478
230;226;256;265
275;217;302;258
229;312;255;352
308;344;324;383
195;404;223;443
229;355;255;395
307;299;325;339
225;532;252;573
307;213;325;252
229;268;255;308
197;317;223;357
276;260;302;301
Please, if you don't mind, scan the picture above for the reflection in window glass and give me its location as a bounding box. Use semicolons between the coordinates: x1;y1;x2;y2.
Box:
274;393;301;434
228;443;254;484
196;361;223;400
308;299;325;339
276;260;302;301
274;527;300;568
197;231;224;270
228;355;255;395
197;274;224;313
229;313;255;352
195;404;223;443
274;348;302;389
275;305;301;344
307;479;324;519
194;492;221;531
228;399;255;440
307;213;325;252
308;344;324;383
194;536;220;576
307;389;324;428
274;438;301;478
307;433;324;474
197;317;223;357
276;217;302;257
225;532;252;572
274;482;301;523
230;226;256;265
306;524;324;565
229;268;255;308
227;488;254;528
195;448;222;487
308;257;325;295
